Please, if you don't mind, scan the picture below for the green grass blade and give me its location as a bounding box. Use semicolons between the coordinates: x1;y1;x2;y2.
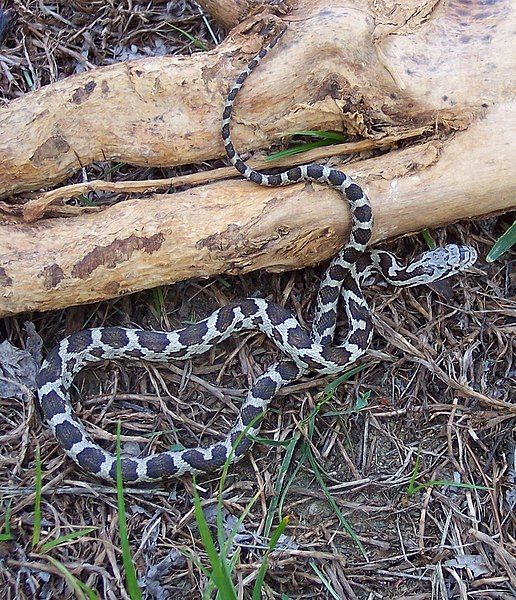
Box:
45;556;100;600
167;23;208;51
406;448;422;496
309;560;342;600
0;500;13;541
307;450;366;557
289;130;347;141
421;229;436;250
150;286;165;315
408;480;490;495
115;422;142;600
486;219;516;262
192;478;237;600
40;527;97;553
263;432;301;536
267;140;334;161
302;403;366;557
252;516;290;600
32;444;43;548
354;390;371;411
322;363;369;397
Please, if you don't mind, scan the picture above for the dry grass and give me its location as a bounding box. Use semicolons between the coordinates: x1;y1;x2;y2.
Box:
0;3;515;599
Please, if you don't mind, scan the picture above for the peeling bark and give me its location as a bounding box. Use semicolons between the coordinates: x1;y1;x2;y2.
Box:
0;0;514;316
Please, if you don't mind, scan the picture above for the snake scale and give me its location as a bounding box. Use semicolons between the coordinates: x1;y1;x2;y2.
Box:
36;25;477;483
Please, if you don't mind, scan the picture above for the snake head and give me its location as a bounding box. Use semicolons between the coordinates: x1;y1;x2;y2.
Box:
414;244;478;282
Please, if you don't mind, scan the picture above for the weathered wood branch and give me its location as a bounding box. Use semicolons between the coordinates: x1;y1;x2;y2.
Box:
1;101;513;317
0;0;515;316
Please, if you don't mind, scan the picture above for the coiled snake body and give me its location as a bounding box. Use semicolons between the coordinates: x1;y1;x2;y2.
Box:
37;26;477;483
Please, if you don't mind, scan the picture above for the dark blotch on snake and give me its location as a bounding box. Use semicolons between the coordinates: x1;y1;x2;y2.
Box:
108;458;139;482
210;444;229;467
345;183;364;202
182;449;209;470
339;247;361;265
146;454;178;479
124;348;147;359
249;171;263;184
40;390;66;420
234;158;246;172
348;297;366;321
306;164;324;180
100;328;129;349
276;361;301;381
55;421;84;450
265;304;291;326
225;144;236;159
251;376;276;400
347;329;369;348
36;355;63;388
136;331;170;353
319;285;340;303
236;71;247;85
77;447;107;474
265;173;283;185
229;431;252;456
352;227;372;246
215;306;237;331
66;330;94;354
88;346;108;359
329;263;347;281
314;308;336;334
178;322;209;346
241;404;264;426
287;325;311;349
287;166;302;181
354;203;372;223
328;169;346;187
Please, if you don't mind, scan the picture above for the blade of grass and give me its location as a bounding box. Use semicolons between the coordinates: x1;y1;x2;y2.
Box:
192;477;237;600
115;422;142;600
45;555;100;600
421;229;436;250
486;219;515;262
31;444;42;548
267;140;335;161
309;560;342;600
263;431;302;536
150;286;165;315
40;527;97;553
406;448;422;496
289;130;347;141
217;415;267;568
167;23;208;51
409;480;490;494
0;500;13;541
302;398;367;557
323;363;369;398
306;448;366;557
252;516;290;600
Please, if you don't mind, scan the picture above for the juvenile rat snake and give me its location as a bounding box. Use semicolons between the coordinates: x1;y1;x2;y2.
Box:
36;26;477;482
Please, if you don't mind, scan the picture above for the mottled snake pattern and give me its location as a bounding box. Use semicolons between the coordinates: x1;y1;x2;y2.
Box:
36;26;477;482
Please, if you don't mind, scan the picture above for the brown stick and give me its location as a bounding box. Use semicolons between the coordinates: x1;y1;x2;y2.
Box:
0;0;515;316
1;101;514;317
1;1;513;197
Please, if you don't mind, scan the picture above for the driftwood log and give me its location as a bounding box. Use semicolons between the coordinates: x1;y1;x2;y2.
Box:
0;0;514;317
